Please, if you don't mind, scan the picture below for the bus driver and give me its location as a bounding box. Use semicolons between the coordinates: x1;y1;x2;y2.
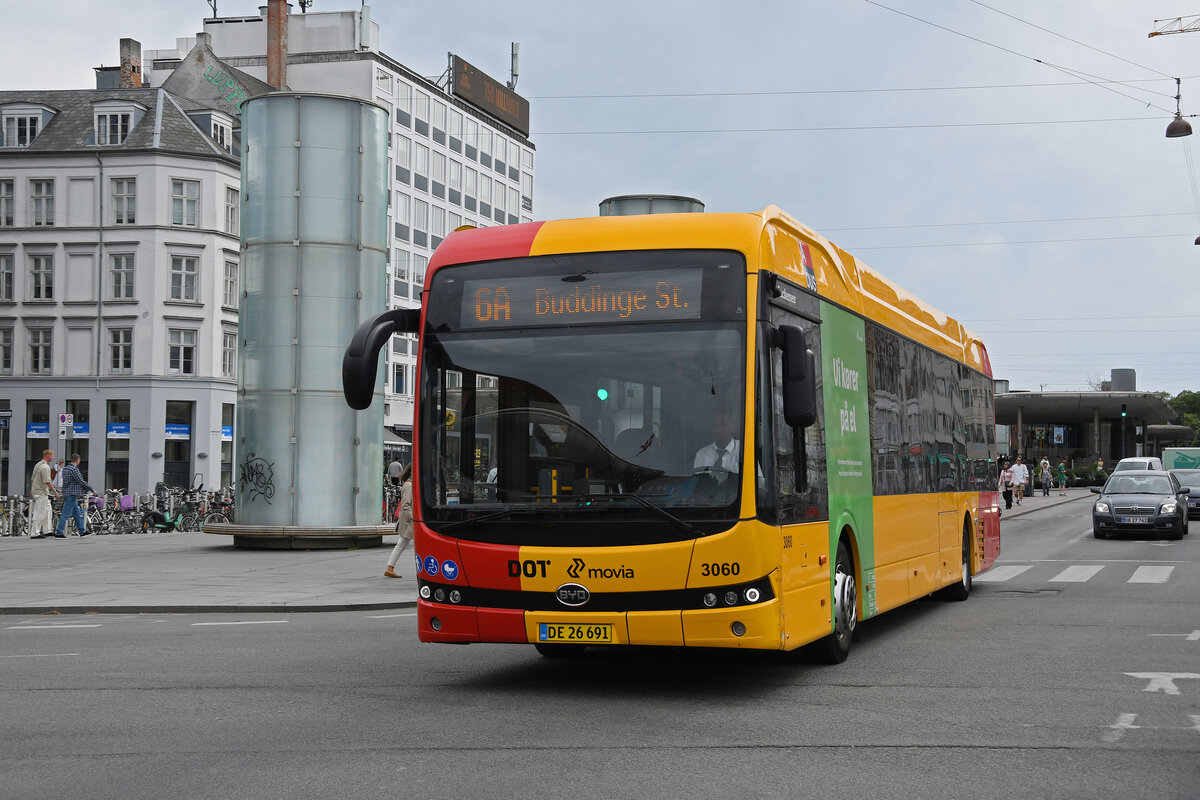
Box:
694;413;741;473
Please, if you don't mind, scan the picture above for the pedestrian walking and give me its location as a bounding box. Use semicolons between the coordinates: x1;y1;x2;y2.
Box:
1012;456;1029;504
28;449;60;539
1057;461;1068;496
387;457;402;487
54;454;98;538
1039;457;1052;497
383;463;413;578
999;460;1015;510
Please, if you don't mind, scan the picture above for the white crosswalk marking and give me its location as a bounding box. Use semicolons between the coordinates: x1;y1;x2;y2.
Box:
1128;566;1174;584
974;565;1033;582
1051;565;1105;582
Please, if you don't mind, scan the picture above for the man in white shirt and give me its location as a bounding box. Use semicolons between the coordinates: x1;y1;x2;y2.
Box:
693;413;741;473
1012;456;1029;504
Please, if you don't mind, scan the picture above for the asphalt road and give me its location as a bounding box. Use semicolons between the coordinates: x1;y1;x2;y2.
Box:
3;497;1197;800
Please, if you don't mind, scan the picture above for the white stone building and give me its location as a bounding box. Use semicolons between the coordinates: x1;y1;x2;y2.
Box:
0;53;267;494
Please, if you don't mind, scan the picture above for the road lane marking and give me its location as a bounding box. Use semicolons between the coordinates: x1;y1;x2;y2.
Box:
6;624;102;629
0;653;80;658
1128;566;1174;584
1125;672;1200;694
190;620;290;626
367;613;417;619
1148;630;1200;641
974;565;1033;582
1103;713;1140;743
1050;565;1105;582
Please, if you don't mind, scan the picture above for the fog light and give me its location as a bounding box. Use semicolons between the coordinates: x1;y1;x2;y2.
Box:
703;592;717;608
744;587;761;603
434;588;446;602
724;591;738;606
419;585;431;599
430;617;442;631
449;589;462;604
731;621;746;637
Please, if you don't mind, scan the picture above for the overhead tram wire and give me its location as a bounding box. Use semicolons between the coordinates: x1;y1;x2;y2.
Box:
534;115;1163;136
861;0;1177;114
967;0;1177;80
818;211;1198;233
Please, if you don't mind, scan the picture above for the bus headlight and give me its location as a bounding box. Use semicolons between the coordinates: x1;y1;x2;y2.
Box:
703;592;718;608
419;585;432;599
724;591;739;606
744;587;761;603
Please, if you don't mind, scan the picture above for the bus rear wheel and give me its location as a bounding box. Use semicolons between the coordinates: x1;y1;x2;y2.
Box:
936;525;972;601
812;539;856;664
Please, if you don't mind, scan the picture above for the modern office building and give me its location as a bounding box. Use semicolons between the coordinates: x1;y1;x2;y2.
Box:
145;4;537;458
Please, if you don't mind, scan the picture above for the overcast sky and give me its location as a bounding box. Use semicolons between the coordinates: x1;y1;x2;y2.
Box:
4;1;1199;396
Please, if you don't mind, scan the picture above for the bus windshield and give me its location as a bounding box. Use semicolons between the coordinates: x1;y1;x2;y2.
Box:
419;250;746;545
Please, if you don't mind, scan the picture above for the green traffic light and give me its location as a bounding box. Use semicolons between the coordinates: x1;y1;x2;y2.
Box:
596;388;609;401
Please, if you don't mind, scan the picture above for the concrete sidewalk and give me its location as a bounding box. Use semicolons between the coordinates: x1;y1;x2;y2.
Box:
0;530;418;614
0;489;1096;615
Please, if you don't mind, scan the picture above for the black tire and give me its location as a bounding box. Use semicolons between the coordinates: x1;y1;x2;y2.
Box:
534;643;587;658
811;538;857;664
1167;518;1184;540
1093;526;1106;539
937;525;972;601
204;511;231;525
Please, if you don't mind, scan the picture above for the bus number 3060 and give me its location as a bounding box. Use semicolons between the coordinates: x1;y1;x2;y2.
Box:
700;562;741;577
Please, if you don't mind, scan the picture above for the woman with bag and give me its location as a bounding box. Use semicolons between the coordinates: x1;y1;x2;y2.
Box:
383;463;413;578
999;460;1016;510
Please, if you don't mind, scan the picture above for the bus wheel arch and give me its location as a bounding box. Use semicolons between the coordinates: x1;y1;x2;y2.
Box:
812;529;858;664
936;516;973;601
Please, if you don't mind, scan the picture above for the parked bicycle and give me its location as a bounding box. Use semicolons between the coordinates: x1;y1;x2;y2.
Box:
1;496;31;537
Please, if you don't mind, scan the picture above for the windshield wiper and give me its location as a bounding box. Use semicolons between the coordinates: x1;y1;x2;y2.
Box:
438;505;546;531
586;493;697;536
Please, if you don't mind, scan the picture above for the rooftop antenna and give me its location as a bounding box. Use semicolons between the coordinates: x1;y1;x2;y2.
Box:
507;42;520;90
299;0;313;11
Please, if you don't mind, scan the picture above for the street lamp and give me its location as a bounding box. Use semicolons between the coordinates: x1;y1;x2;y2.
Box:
1167;78;1193;137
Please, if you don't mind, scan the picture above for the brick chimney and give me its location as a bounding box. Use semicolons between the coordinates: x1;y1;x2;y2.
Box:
267;0;288;90
119;38;142;88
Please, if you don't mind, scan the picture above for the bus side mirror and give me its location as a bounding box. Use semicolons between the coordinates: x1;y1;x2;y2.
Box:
777;324;818;429
342;308;421;410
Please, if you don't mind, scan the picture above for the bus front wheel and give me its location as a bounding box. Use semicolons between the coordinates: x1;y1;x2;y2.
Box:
812;539;856;664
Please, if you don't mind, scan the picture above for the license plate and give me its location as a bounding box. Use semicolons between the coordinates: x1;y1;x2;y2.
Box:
1121;516;1150;524
538;623;613;643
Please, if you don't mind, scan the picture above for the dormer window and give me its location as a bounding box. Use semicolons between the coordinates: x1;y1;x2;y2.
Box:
97;111;131;145
2;103;54;147
92;100;146;147
211;112;234;154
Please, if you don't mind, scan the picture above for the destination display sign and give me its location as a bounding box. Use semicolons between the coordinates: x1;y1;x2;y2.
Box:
459;268;704;329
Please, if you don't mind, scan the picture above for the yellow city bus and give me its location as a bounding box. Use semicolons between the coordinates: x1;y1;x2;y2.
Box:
344;204;1000;662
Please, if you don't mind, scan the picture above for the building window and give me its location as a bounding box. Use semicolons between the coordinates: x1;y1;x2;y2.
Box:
109;328;132;374
412;254;428;286
3;114;40;147
171;179;199;227
29;254;53;300
222;331;236;379
31;179;54;226
223;260;238;309
0;253;12;300
168;329;196;375
96;112;131;145
0;179;12;226
413;199;428;233
110;253;134;299
29;327;52;374
211;119;233;153
112;177;136;224
393;362;409;395
170;255;197;302
225;186;239;235
376;69;393;95
0;327;11;373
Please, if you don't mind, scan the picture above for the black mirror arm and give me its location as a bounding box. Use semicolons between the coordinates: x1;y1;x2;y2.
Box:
342;308;421;410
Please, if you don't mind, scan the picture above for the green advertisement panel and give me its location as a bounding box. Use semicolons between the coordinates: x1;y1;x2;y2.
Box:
819;302;877;618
